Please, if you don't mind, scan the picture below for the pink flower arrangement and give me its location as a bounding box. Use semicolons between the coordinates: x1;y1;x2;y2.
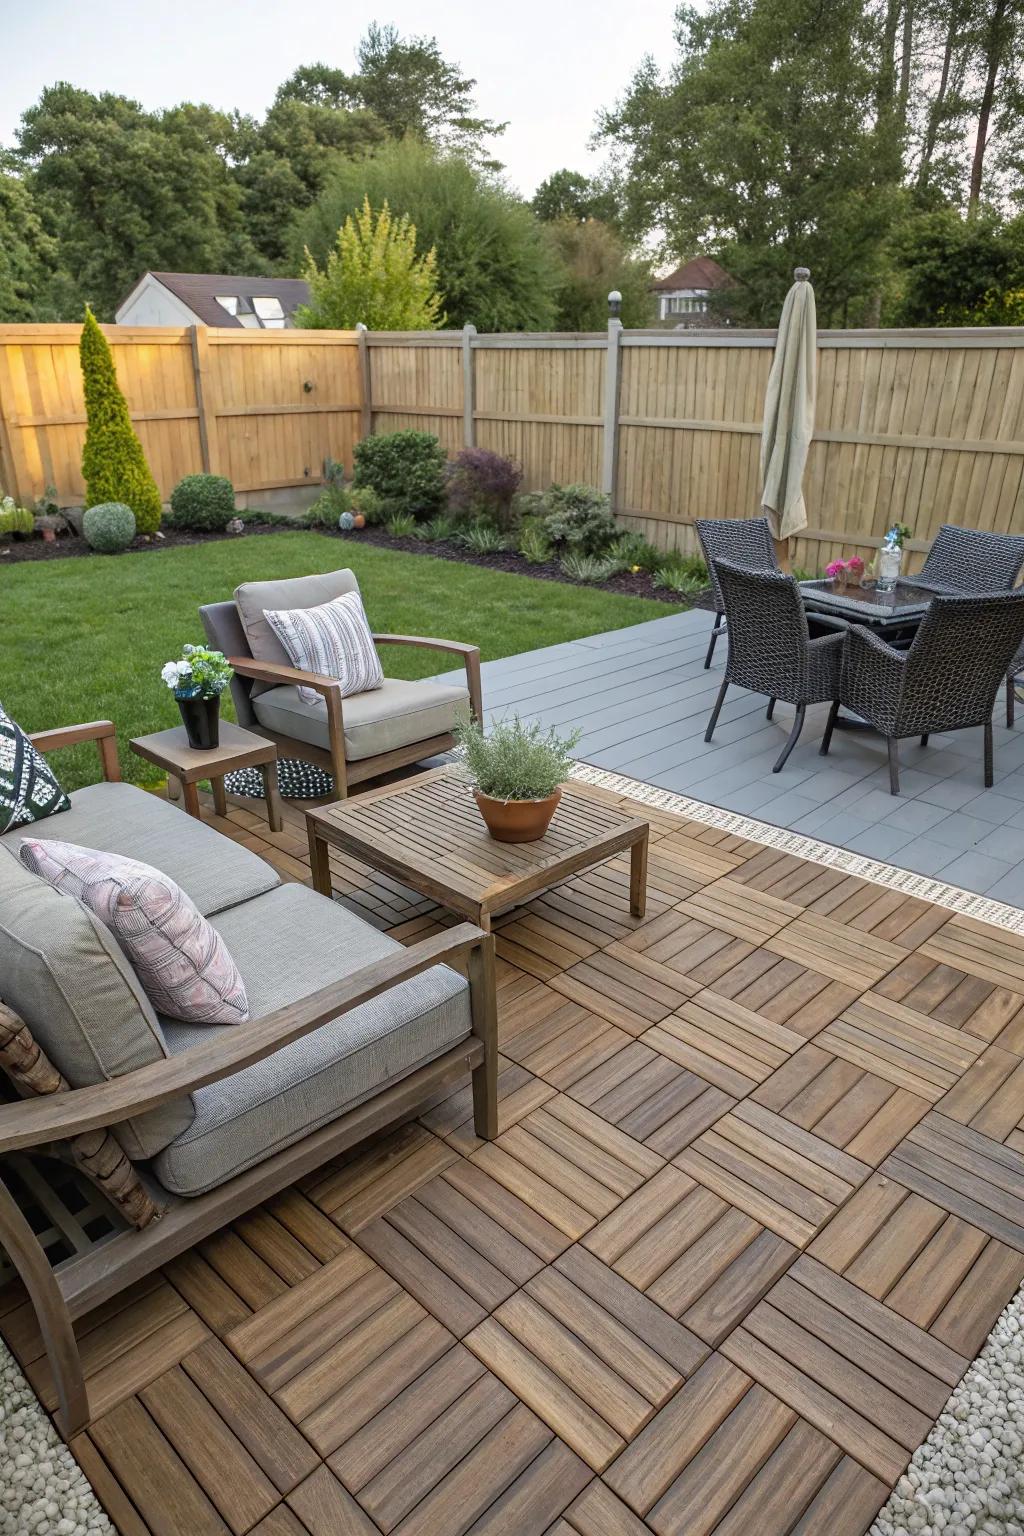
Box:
826;556;865;586
825;560;845;580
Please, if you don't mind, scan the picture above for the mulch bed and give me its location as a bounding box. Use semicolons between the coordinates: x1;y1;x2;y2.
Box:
0;518;711;609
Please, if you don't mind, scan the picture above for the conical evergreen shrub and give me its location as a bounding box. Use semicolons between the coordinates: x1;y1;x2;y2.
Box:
79;308;162;534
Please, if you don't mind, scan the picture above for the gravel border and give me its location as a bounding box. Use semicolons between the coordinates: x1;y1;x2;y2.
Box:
0;1340;109;1535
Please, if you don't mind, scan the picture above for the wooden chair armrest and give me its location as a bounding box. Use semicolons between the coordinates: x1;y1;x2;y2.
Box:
227;657;342;694
0;924;488;1152
372;637;483;722
29;721;120;782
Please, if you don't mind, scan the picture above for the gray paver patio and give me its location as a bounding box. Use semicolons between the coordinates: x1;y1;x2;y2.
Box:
433;605;1024;902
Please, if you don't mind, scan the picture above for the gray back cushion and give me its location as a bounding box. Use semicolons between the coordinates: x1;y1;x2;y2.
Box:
235;569;361;696
0;844;193;1160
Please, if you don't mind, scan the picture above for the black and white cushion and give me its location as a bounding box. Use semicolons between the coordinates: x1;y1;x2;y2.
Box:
263;590;384;705
0;703;71;834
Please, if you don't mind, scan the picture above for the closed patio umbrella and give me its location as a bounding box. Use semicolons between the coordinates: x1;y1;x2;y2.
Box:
761;267;816;569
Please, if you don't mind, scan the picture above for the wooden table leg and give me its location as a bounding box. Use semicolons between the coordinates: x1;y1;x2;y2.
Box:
629;831;649;918
261;760;284;833
211;775;228;819
307;822;332;896
181;780;202;820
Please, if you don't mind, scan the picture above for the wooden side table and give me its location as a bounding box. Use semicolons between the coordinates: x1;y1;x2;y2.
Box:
130;722;283;831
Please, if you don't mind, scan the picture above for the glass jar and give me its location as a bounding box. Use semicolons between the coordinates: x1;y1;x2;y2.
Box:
876;546;901;593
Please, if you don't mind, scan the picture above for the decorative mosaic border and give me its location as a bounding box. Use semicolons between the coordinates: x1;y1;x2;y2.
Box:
570;758;1024;936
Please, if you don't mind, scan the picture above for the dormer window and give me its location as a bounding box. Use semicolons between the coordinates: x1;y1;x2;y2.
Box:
215;294;288;328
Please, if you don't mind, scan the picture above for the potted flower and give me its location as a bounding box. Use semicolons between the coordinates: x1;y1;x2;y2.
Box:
161;644;233;750
825;559;847;589
454;713;582;842
845;555;865;588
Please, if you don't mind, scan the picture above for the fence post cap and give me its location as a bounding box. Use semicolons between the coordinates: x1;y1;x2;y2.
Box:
794;268;811;281
355;321;368;331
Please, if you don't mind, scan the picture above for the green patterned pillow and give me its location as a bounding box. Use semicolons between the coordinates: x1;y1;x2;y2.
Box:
0;704;71;833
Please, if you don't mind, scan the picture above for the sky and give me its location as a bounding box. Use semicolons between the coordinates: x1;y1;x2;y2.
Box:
0;0;678;199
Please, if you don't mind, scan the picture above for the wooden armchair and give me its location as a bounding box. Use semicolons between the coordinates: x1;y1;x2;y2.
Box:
200;571;483;800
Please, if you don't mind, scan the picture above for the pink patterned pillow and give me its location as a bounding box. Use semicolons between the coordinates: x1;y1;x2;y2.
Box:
19;838;249;1026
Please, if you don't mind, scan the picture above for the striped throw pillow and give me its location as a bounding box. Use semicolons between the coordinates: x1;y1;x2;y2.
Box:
264;590;384;704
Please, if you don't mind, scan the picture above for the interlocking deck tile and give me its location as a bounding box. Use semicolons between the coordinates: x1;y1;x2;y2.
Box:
874;951;1024;1050
468;1096;663;1240
326;1341;591;1534
642;993;807;1099
764;910;908;989
583;1164;796;1346
304;1123;458;1234
814;993;986;1103
466;1246;705;1472
809;1170;1024;1357
674;877;803;944
881;1111;1024;1250
419;1053;555;1152
544;1479;653;1536
551;947;698;1035
675;1101;871;1248
937;1044;1024;1149
719;1257;968;1486
604;1352;889;1536
566;1040;735;1157
497;981;633;1088
918;914;1024;996
752;1040;931;1164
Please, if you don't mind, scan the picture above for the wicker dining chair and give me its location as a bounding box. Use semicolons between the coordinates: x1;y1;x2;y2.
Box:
821;590;1024;794
695;516;779;669
704;559;846;773
912;524;1024;596
1008;642;1024;727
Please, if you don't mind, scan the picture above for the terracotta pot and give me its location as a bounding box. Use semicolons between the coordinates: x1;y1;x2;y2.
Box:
473;787;562;842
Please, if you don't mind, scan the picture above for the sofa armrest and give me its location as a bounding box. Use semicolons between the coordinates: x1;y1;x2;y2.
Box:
0;924;493;1151
373;635;483;722
29;720;120;783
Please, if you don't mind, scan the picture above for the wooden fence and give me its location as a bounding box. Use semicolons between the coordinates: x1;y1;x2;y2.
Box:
2;320;1024;571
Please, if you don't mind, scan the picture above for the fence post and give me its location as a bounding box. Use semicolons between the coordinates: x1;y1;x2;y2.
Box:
189;325;216;474
462;325;477;448
356;323;372;445
602;311;623;511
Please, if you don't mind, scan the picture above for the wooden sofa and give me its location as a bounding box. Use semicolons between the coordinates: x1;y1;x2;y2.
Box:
0;721;497;1439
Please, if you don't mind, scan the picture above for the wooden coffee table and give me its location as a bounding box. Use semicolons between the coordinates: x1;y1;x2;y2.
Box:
130;721;283;831
305;766;649;930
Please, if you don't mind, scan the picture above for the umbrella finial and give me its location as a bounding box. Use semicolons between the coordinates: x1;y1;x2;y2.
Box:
794;267;810;281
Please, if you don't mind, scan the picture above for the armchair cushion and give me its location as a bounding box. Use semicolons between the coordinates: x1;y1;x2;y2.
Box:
252;676;470;763
153;883;471;1196
0;843;193;1160
5;781;280;917
265;589;383;704
234;569;360;697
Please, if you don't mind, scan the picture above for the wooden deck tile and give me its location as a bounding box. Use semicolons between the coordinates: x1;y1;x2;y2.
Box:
420;1054;555;1152
643;994;807;1099
765;911;906;989
551;948;698;1035
653;827;753;885
873;951;1024;1051
675;1101;870;1248
919;914;1024;996
616;910;756;990
583;1164;796;1346
752;1041;931;1163
305;1123;458;1234
675;877;803;944
468;1096;663;1239
498;982;633;1088
285;1467;378;1536
937;1044;1024;1148
720;1256;968;1486
547;1479;653;1536
566;1040;735;1157
809;1171;1024;1357
466;1247;704;1472
881;1111;1024;1250
815;993;986;1103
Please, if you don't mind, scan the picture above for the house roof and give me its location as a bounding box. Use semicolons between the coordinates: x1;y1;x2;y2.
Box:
650;257;733;293
134;272;311;327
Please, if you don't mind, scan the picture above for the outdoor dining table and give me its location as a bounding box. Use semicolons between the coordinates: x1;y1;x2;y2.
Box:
798;577;937;637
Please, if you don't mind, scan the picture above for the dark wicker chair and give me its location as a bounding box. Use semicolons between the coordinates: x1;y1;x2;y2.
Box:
704;559;846;773
821;590;1024;794
695;516;779;668
1008;643;1024;727
912;524;1024;596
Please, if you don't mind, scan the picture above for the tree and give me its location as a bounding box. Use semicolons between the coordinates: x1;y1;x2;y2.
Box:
297;197;443;330
888;206;1024;322
0;156;59;321
596;0;899;325
79;308;162;533
546;219;654;329
293;138;562;331
17;85;256;317
532;169;619;225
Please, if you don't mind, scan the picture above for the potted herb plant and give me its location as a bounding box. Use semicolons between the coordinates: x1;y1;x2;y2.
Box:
161;644;233;750
454;714;582;842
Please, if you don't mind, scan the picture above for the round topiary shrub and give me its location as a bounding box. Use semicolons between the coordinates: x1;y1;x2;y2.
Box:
83;502;136;553
169;473;237;532
352;431;446;519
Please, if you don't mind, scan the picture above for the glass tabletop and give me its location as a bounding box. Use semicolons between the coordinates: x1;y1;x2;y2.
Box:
799;578;935;623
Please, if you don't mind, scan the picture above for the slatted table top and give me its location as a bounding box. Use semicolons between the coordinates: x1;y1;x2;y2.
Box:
306;767;649;921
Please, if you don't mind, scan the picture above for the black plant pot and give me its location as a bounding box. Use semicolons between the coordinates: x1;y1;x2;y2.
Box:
177;694;220;750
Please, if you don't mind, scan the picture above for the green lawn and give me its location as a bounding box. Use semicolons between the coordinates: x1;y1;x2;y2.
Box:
5;533;680;790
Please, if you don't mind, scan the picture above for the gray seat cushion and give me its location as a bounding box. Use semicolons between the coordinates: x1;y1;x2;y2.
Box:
2;781;280;916
0;843;193;1159
252;677;469;762
153;884;471;1196
235;569;360;697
